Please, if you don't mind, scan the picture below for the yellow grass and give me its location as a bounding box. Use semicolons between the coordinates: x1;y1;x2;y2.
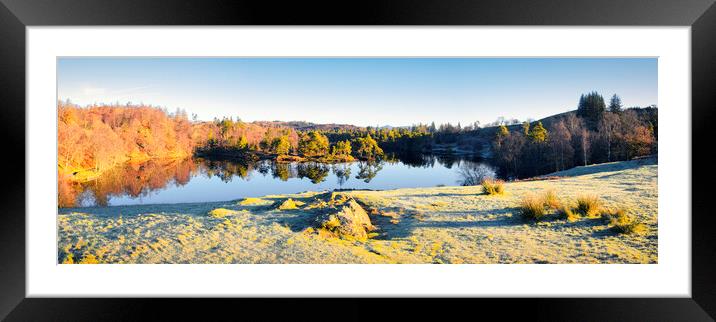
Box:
481;179;505;195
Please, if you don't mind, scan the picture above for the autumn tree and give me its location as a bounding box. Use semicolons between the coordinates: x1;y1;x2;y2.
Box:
354;134;384;160
528;121;548;143
331;140;352;156
522;121;530;135
271;135;291;155
298;130;330;157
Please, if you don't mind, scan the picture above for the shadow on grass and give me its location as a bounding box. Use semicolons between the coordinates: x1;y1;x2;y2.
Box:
372;207;525;240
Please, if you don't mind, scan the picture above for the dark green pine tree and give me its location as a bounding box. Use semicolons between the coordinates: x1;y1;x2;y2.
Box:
576;91;606;129
608;94;623;113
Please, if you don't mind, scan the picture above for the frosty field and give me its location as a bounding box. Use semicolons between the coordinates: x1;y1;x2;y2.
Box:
58;158;657;264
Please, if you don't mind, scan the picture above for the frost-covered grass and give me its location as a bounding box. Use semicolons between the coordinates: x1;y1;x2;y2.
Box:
58;158;658;264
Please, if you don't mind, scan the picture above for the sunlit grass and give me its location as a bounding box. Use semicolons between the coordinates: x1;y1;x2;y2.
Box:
604;207;647;235
239;197;265;206
481;179;505;195
576;194;602;217
208;208;237;218
520;194;547;220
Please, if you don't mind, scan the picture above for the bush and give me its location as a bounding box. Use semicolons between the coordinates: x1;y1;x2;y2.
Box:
576;195;602;217
481;179;505;195
459;163;497;186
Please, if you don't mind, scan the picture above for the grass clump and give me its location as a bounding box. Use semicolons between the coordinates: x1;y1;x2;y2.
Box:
481;178;505;195
519;195;547;220
605;208;647;235
520;190;563;221
576;195;602;217
558;205;580;222
208;208;237;218
542;189;561;210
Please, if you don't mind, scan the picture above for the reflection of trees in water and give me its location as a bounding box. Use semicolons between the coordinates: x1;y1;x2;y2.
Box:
256;161;271;176
58;153;499;208
271;162;297;181
384;152;436;168
435;154;460;169
297;162;330;184
457;162;497;186
58;158;199;207
200;158;251;182
331;164;352;187
356;161;383;183
384;152;484;170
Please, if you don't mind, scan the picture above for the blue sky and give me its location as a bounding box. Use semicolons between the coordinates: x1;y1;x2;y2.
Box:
57;58;657;127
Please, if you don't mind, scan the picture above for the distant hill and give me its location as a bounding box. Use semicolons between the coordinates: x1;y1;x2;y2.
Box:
250;120;362;132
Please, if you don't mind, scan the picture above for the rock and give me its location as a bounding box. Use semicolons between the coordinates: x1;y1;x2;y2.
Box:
315;198;375;240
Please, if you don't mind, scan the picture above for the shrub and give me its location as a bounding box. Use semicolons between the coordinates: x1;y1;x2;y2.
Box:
481;179;505;195
458;163;497;186
576;195;602;217
520;195;547;220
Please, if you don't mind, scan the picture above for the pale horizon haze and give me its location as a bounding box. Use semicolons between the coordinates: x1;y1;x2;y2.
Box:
58;57;657;127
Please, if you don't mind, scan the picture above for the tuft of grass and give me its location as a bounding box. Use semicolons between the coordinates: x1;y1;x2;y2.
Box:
208;208;237;218
605;207;647;235
542;189;561;210
520;190;564;221
481;179;505;195
576;195;602;217
519;195;547;220
558;205;580;222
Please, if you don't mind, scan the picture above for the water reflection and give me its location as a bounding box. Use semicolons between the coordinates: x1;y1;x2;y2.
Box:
59;154;493;208
356;162;383;183
58;158;198;208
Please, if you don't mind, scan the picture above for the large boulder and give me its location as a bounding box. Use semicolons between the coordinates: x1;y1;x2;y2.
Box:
314;198;375;240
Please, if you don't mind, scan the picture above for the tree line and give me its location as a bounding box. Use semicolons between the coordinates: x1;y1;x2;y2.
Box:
58;91;656;184
492;92;657;178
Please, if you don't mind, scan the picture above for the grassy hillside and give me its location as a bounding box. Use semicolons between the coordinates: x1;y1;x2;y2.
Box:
58;157;657;264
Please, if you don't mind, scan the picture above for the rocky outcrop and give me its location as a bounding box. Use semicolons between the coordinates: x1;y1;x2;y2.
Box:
314;198;375;240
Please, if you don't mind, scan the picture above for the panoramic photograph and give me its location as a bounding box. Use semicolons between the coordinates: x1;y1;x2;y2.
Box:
56;57;658;264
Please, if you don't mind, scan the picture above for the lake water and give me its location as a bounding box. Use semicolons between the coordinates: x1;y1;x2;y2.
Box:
59;154;495;208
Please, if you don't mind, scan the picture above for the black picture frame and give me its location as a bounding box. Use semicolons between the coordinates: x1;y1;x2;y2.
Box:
1;0;714;320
